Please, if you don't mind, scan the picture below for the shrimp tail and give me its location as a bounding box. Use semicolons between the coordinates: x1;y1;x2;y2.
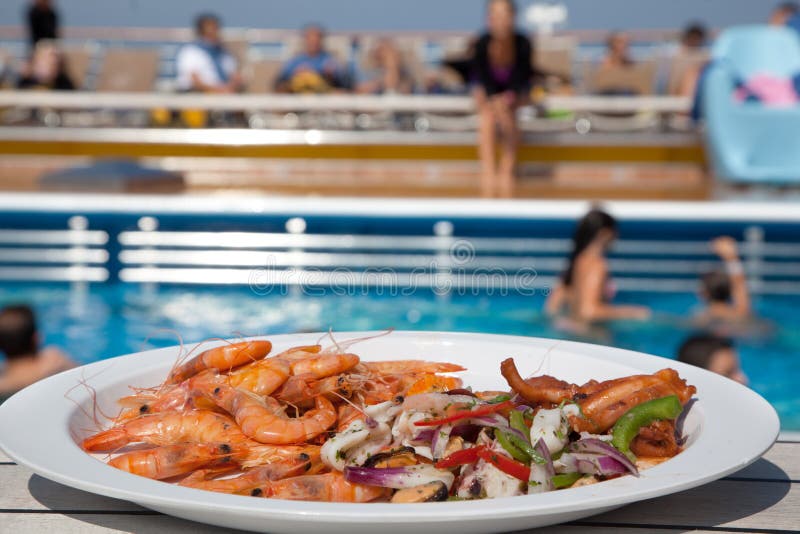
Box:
82;427;128;452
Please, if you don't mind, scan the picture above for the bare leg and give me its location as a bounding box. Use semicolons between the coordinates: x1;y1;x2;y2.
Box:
494;100;519;199
474;89;497;198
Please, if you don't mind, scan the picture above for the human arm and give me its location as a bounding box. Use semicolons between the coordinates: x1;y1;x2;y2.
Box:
544;282;565;316
711;236;751;319
473;34;499;96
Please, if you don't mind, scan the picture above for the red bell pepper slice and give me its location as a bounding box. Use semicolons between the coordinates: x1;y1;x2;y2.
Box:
413;400;514;427
435;446;483;469
476;447;531;481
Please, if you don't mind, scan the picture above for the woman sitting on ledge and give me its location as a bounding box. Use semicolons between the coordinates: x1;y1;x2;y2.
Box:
472;0;533;199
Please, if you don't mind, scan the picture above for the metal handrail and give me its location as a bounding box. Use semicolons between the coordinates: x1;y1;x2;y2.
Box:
117;248;800;277
0;229;108;245
118;231;800;258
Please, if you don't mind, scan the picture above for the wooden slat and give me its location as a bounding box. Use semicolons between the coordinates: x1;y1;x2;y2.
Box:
729;443;800;481
591;480;799;532
0;443;797;532
0;469;143;512
0;513;249;533
0;513;784;534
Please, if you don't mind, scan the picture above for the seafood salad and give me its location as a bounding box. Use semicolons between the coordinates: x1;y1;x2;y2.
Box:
81;336;696;503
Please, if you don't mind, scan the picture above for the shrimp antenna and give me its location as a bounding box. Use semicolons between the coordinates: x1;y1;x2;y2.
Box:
322;328;394;354
525;340;562;379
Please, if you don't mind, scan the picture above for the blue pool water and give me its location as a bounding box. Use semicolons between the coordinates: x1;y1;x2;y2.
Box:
1;282;798;430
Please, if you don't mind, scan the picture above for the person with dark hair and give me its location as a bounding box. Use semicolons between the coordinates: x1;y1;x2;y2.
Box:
175;13;242;93
545;208;650;322
472;0;533;198
770;2;800;26
0;305;73;402
681;22;708;50
16;40;74;90
27;0;59;49
677;334;747;385
697;237;752;323
275;24;348;93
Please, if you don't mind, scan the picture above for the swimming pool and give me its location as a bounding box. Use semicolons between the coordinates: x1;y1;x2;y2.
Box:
1;282;798;430
0;194;798;430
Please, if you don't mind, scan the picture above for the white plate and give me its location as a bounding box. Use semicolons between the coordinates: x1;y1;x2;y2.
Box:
0;331;779;533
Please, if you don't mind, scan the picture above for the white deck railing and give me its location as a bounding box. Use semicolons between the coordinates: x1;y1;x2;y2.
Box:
0;91;691;114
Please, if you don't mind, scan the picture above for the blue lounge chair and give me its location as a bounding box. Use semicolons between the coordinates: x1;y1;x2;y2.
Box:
702;25;800;184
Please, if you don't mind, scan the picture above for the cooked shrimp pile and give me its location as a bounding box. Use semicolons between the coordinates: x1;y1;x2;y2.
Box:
81;337;465;501
82;338;696;503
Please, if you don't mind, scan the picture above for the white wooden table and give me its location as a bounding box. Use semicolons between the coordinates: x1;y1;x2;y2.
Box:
1;440;798;533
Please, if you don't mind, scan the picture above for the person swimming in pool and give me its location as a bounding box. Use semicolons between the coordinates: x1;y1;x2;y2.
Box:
545;208;651;323
696;237;752;325
677;333;748;385
0;304;74;402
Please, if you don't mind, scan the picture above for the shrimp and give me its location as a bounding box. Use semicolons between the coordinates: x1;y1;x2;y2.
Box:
405;374;463;396
361;360;466;376
272;344;322;361
195;382;337;445
179;455;321;494
288;352;360;380
167;340;272;385
116;384;192;421
226;357;291;396
259;472;390;502
82;410;252;452
108;443;240;480
274;374;355;406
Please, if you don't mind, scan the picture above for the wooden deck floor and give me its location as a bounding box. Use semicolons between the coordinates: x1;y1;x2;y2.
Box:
0;155;710;200
1;439;797;533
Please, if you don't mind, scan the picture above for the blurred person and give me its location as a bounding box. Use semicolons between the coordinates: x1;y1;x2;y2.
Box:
472;0;533;198
0;305;74;402
696;237;752;324
680;22;708;50
592;31;643;98
671;22;709;98
175;13;243;94
356;38;412;94
27;0;59;49
275;24;349;93
16;40;74;90
770;2;799;26
601;31;634;68
677;334;748;385
546;208;651;322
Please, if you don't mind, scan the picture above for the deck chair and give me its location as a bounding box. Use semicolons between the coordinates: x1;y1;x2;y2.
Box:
61;46;94;90
702;25;800;184
95;48;160;92
245;58;283;93
224;39;249;69
584;60;658;96
533;35;576;82
666;49;709;96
